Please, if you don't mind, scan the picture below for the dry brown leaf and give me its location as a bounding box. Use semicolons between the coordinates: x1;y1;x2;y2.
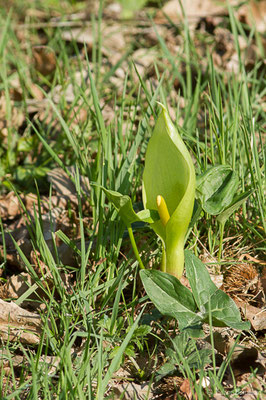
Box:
239;302;266;331
0;299;43;344
0;225;33;270
132;48;158;78
29;83;44;100
57;239;91;267
103;2;122;20
68;105;88;128
32;45;57;76
238;0;266;33
0;272;47;311
61;24;126;55
47;168;78;200
261;268;266;297
229;345;265;380
212;395;228;400
179;378;196;400
25;98;50;114
30;250;53;279
100;103;116;124
0;351;25;376
211;273;224;288
47;166;90;204
0;349;59;376
61;27;93;48
0;201;75;271
0;191;39;220
156;0;238;26
0;191;23;219
111;381;153;400
205;331;231;355
25;8;48;19
52;70;89;104
1;272;34;300
239;253;266;265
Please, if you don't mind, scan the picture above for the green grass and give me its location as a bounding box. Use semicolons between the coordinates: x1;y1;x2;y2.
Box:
0;1;265;399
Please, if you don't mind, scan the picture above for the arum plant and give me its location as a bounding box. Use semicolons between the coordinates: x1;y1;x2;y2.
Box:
102;103;250;334
142;103;196;278
101;104;195;279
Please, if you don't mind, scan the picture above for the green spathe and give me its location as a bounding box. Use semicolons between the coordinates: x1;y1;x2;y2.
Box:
142;104;196;279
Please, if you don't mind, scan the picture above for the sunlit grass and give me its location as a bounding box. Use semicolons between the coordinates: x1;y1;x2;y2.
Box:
0;2;265;398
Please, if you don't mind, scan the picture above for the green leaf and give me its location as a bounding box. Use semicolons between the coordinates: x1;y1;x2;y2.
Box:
217;190;252;225
185;250;218;309
203;290;251;330
156;360;176;381
196;165;239;215
171;333;212;370
101;187;159;226
140;269;201;330
185;251;250;330
142;104;196;278
120;0;148;18
136;209;160;224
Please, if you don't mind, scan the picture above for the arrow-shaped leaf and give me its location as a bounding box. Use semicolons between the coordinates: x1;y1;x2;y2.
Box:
185;250;250;330
196;165;239;215
102;187;159;226
217;190;252;225
184;250;218;309
203;290;251;330
140;269;202;331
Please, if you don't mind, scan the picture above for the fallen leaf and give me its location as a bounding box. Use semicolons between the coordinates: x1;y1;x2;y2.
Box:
156;0;238;26
237;373;265;400
205;331;231;355
32;45;57;76
179;378;196;400
1;272;34;299
0;192;39;221
61;24;126;56
237;0;266;33
0;299;43;344
52;70;89;104
47;166;90;204
0;272;48;311
61;27;93;48
112;381;153;400
230;346;265;381
239;302;266;331
0;225;33;270
212;395;228;400
0;191;23;220
0;350;25;376
210;273;224;288
261;268;266;297
132;48;159;79
103;2;122;20
29;83;44;100
0;349;59;376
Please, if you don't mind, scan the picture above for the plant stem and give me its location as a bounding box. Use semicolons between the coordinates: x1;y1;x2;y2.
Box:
127;225;145;269
218;222;225;262
161;244;166;272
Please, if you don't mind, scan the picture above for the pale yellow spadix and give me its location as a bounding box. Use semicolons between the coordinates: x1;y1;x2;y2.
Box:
156;195;170;227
